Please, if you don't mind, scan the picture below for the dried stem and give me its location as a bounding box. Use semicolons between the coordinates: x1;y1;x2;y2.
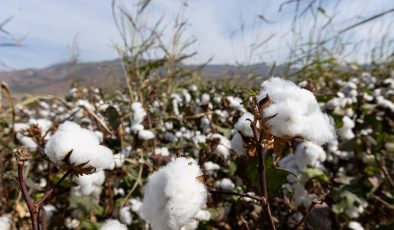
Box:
17;161;38;230
16;157;72;230
293;184;333;230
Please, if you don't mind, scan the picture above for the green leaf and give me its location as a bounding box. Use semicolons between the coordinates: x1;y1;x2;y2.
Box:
303;168;330;183
80;220;100;230
70;195;104;216
265;153;292;196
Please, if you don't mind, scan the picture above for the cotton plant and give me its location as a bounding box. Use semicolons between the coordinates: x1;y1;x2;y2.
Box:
140;157;207;230
220;77;336;230
13;120;114;230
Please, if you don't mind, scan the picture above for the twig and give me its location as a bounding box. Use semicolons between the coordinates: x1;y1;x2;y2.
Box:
35;169;72;207
293;184;333;230
369;193;394;210
208;188;263;202
17;161;38;230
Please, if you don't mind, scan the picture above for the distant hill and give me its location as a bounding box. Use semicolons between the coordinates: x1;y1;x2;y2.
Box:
0;59;293;95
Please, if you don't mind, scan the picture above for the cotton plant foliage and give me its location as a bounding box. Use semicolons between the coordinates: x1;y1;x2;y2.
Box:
140;157;207;230
258;77;335;145
44;121;114;172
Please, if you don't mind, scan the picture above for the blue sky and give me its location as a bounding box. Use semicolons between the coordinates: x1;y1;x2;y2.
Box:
0;0;393;70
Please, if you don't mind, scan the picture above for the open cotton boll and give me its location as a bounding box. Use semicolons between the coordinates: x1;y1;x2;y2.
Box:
203;161;220;175
100;219;127;230
234;112;254;137
138;130;155;140
348;221;364;230
131;124;144;134
154;147;170;156
129;198;142;214
259;77;335;145
119;206;133;225
130;102;147;125
0;214;11;230
294;142;326;171
208;134;231;160
338;116;355;140
225;96;245;111
43;204;56;222
215;178;235;191
201;93;210;105
376;96;394;112
44;121;114;171
140;157;207;230
194;210;211;221
200;116;211;134
74;170;105;195
231;132;246;156
113;153;125;168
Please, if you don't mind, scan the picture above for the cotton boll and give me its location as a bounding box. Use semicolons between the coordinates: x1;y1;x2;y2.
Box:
231;132;246;156
138;130;155;140
181;220;199;230
294;142;327;171
119;207;133;225
129;198;142;213
201;93;210;105
338;116;355;140
100;219;127;230
194;210;211;221
154;147;170;156
140;157;207;230
113;153;125;168
376;96;394;112
234;112;254;137
65;218;80;229
182;89;192;104
74;170;105;196
215;178;235;191
0;214;11;230
259;77;335;145
43;204;56;222
203;161;220;176
348;221;364;230
225;96;245;111
130;102;147;125
44;121;114;171
208;134;231;160
200;116;211;134
131;124;144;134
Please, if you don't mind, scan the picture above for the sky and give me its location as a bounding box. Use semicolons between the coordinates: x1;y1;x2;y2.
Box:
0;0;393;70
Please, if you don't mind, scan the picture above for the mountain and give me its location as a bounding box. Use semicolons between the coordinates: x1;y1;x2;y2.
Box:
0;59;291;95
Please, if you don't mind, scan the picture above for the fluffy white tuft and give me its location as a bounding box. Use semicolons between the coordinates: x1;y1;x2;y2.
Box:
140;157;207;230
259;77;335;145
74;170;106;195
44;121;113;170
100;219;127;230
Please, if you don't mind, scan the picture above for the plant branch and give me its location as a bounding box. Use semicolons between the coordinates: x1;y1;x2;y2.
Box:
294;184;333;230
35;169;72;207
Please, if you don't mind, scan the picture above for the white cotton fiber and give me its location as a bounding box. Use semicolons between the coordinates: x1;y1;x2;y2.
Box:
74;170;106;195
208;134;231;160
0;214;11;230
119;206;133;225
130;102;147;125
44;121;114;171
259;77;335;145
338;116;355;140
231;132;246;156
100;219;127;230
234;112;254;137
137;130;155;140
215;178;235;191
140;157;207;230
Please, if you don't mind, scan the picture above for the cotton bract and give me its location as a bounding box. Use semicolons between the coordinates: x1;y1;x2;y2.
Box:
44;121;113;171
140;157;207;230
259;77;335;145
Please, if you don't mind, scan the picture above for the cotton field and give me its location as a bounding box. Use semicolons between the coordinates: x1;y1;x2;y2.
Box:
0;70;393;230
